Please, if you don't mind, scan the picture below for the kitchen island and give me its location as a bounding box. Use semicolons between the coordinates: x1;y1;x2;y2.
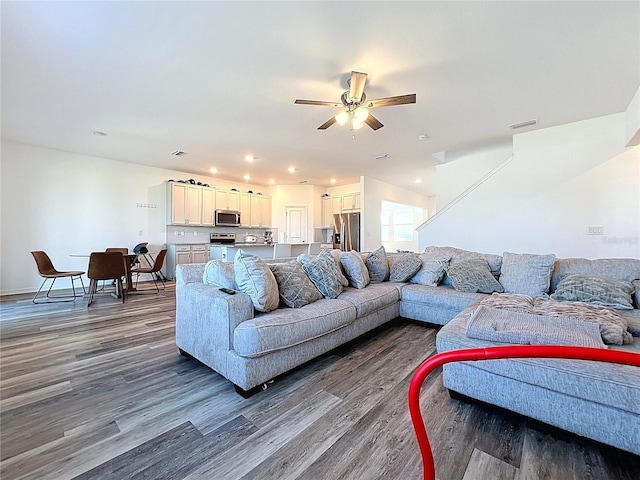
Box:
210;243;316;261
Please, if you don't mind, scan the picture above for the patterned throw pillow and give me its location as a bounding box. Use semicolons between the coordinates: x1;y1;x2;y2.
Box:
550;274;635;310
446;258;505;293
340;250;371;289
365;246;389;283
410;254;450;286
329;249;350;286
301;249;344;299
203;260;237;290
269;261;322;308
499;251;556;296
389;254;422;283
234;249;280;312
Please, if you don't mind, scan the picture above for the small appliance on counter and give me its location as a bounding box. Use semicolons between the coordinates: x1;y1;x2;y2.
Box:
243;234;258;244
210;233;236;245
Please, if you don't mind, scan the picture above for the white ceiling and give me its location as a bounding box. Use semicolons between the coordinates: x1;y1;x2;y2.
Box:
2;1;638;195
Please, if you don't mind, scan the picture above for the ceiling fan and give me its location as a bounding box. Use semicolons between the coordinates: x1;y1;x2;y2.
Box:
295;71;416;131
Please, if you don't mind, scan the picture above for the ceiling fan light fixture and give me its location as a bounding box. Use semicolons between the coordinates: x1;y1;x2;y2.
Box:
354;107;368;122
351;117;365;130
335;111;349;126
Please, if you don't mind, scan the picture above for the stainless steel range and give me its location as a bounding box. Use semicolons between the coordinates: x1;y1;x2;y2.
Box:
210;233;236;245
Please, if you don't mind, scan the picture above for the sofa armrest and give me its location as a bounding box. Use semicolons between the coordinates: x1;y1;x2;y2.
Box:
176;263;207;286
633;279;640;309
176;281;254;376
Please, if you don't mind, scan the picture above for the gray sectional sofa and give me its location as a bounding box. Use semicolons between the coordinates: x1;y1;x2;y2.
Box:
175;246;640;454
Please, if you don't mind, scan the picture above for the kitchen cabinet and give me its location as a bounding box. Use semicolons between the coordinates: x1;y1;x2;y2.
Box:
215;189;240;211
342;192;361;212
260;196;272;227
321;195;342;227
239;193;251;226
167;182;203;225
248;194;271;227
201;187;216;226
166;244;210;280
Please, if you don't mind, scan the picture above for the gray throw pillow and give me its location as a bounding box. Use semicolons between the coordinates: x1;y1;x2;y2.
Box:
389;254;422;283
329;249;350;287
340;250;371;289
446;258;505;293
203;260;237;290
424;246;503;285
269;261;323;308
499;252;556;296
410;254;450;286
550;274;635;310
302;249;344;299
234;249;279;312
365;246;389;283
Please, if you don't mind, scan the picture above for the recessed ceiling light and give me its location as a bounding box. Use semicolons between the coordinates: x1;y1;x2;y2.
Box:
243;174;250;180
93;131;107;136
330;178;336;184
245;154;254;162
268;179;275;185
509;119;537;130
415;178;422;183
418;134;428;141
171;150;186;156
288;167;296;173
210;167;218;174
372;154;390;160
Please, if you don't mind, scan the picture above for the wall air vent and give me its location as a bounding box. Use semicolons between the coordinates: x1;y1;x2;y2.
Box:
171;150;187;156
509;119;537;130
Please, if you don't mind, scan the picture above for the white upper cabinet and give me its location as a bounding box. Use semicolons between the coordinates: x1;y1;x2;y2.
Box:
168;182;203;225
215;189;240;211
239;192;251;226
321;196;342;227
201;187;216;226
342;192;360;212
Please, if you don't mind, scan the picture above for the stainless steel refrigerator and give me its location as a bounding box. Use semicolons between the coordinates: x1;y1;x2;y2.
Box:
333;212;361;252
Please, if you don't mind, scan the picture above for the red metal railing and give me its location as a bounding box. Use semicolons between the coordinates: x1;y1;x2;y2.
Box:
408;345;640;480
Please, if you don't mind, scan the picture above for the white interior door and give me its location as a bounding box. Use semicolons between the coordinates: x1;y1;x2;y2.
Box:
285;206;307;244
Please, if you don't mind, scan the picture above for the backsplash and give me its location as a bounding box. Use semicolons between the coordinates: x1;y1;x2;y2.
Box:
166;225;276;244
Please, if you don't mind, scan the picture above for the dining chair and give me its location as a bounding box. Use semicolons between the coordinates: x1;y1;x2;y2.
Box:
87;251;127;306
130;249;167;293
31;251;86;304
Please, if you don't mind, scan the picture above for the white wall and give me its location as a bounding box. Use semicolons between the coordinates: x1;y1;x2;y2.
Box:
418;113;640;259
361;176;433;252
268;184;318;244
0;140;269;295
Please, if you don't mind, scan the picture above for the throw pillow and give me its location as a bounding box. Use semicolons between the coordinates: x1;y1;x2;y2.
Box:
234;249;279;312
499;252;556;296
389;254;422;283
269;261;322;308
550;274;635;310
203;260;237;290
328;249;350;286
410;254;450;286
302;249;344;299
424;246;503;285
340;250;371;289
446;258;505;293
365;246;389;283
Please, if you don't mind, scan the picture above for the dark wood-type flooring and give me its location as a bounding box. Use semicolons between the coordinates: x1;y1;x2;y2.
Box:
1;283;639;479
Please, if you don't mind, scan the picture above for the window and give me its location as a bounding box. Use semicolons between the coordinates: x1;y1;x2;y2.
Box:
380;200;427;252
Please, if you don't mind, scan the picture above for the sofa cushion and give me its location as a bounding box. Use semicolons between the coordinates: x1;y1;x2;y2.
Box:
233;298;357;357
550;257;640;292
337;283;400;317
203;260;237;290
424;246;502;285
340;250;371;289
550;274;635;310
401;284;487;311
269;261;323;308
499;252;556;296
411;253;450;286
302;249;344;299
446;258;505;294
389;254;422;282
234;250;280;312
365;246;389;283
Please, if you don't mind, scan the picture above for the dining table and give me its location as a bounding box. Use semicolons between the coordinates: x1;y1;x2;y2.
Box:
70;253;139;294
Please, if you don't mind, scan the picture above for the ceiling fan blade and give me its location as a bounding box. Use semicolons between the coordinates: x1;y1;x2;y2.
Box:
318;117;337;130
348;71;368;103
295;99;342;107
364;113;384;131
364;94;417;108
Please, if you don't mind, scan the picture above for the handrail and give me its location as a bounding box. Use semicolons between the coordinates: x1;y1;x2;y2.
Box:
408;345;640;480
418;154;514;230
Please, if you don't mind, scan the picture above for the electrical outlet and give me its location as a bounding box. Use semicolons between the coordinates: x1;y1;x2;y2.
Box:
174;231;179;236
194;231;198;236
587;225;604;235
139;230;144;236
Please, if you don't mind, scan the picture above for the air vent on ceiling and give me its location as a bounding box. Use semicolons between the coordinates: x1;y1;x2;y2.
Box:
509;120;537;130
171;150;187;156
299;180;308;184
372;154;390;160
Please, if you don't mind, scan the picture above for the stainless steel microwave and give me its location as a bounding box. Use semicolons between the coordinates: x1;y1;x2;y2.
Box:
215;210;241;227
